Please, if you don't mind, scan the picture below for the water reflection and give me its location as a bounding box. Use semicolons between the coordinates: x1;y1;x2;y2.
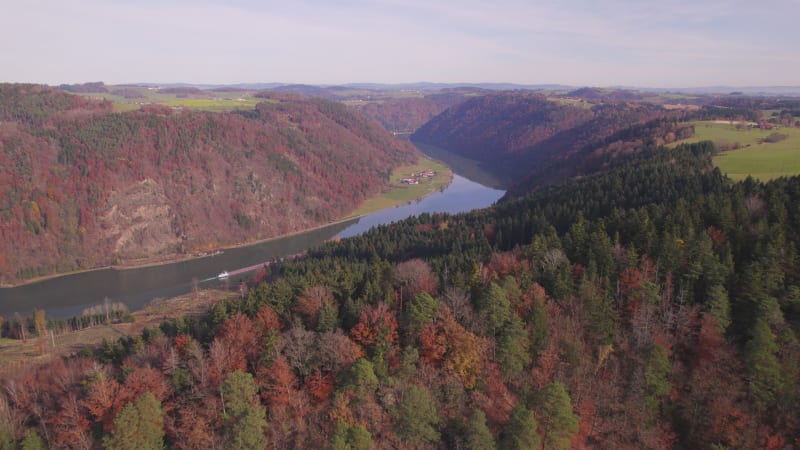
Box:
336;174;504;239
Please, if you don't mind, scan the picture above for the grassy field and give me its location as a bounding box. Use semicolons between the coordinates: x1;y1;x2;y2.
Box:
657;93;700;100
81;86;274;113
80;83;447;112
345;156;452;218
161;97;266;111
88;94;270;113
671;121;800;181
548;97;594;109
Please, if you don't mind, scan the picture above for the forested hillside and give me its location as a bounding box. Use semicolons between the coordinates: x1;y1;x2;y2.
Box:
3;141;798;449
412;92;694;188
353;91;472;134
254;85;471;135
0;84;417;284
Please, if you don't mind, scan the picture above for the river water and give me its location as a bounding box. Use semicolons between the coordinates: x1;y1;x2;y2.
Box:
0;155;505;319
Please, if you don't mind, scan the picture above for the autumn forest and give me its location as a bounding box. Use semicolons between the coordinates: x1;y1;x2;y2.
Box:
1;84;800;449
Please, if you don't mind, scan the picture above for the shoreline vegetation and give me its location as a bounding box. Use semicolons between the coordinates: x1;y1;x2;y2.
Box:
342;155;452;219
0;288;230;373
1;154;453;289
0;155;454;369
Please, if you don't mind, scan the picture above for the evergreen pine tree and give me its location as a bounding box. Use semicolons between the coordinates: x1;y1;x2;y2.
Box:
103;392;164;450
501;402;540;450
536;382;579;450
221;371;267;450
465;409;496;450
744;319;783;410
395;386;440;446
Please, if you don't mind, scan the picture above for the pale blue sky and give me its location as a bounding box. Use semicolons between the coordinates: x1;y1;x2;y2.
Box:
1;0;798;87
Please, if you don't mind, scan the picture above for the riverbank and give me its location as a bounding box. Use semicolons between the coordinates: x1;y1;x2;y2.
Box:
343;155;453;218
2;153;504;322
0;288;229;374
1;156;452;289
411;140;508;190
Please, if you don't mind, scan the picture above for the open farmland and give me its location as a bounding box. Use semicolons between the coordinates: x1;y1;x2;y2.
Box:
81;86;269;112
673;120;800;181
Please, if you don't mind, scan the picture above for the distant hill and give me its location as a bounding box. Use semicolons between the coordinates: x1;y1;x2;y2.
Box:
353;91;473;134
156;86;204;95
57;81;109;94
75;81;800;97
0;84;417;283
412;92;692;189
268;84;338;98
339;82;573;91
566;87;658;101
638;85;800;96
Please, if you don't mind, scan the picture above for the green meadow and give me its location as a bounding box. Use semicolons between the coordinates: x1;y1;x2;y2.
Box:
672;121;800;181
82;87;270;113
161;97;265;111
345;156;452;218
548;97;594;109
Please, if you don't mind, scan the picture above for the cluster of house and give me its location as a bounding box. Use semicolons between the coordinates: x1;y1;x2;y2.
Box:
400;169;436;185
727;120;778;131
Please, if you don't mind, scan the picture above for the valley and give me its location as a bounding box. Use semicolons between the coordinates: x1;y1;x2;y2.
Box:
0;143;500;320
1;82;800;450
0;153;452;288
0;84;419;285
4;1;800;447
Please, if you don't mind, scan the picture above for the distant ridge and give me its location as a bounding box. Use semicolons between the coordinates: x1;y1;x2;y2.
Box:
54;81;800;96
614;85;800;96
338;82;573;91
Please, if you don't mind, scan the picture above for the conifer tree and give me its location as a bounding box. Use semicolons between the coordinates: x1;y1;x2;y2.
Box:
706;284;731;333
465;409;496;450
395;385;440;446
744;319;783;410
331;422;374;450
501;403;540;450
221;371;267;450
644;343;671;418
536;382;579;450
406;292;440;338
481;282;511;336
20;430;45;450
103;392;164;450
497;314;531;378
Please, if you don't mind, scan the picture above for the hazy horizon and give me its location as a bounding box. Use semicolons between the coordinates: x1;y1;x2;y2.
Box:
42;81;800;91
3;0;799;88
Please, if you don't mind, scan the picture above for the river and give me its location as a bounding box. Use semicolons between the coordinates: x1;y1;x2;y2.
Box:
0;152;505;319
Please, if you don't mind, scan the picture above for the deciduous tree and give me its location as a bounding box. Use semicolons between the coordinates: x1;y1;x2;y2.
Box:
350;303;399;358
393;259;438;306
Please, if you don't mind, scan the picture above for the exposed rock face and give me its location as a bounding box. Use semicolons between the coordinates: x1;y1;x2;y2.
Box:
0;85;418;283
101;179;180;259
